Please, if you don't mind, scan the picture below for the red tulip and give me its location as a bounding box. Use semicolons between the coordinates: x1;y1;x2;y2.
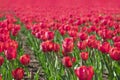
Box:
68;30;78;40
90;26;98;32
31;24;41;35
75;66;88;80
80;52;89;61
114;42;120;49
0;30;10;42
62;56;74;68
74;19;81;25
87;66;94;79
71;57;76;63
78;32;88;41
12;68;24;80
109;47;120;61
101;19;108;25
77;41;87;50
59;29;66;36
39;22;47;29
40;40;54;52
81;27;88;32
45;31;54;40
20;54;30;65
67;18;74;24
87;38;100;49
93;40;100;49
63;25;71;31
0;56;4;66
53;43;60;52
9;40;18;49
68;30;77;38
88;35;96;40
98;29;113;40
11;25;21;36
4;40;18;50
26;24;32;30
99;42;111;54
62;50;67;56
4;47;17;60
35;30;47;41
62;38;74;53
113;36;120;42
74;66;94;80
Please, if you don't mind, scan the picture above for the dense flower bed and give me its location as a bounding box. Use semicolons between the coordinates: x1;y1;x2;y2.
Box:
0;1;120;80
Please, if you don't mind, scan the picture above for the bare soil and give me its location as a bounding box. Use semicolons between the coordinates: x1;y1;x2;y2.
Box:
20;32;45;80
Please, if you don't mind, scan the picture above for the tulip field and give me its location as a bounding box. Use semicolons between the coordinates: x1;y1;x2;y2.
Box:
0;0;120;80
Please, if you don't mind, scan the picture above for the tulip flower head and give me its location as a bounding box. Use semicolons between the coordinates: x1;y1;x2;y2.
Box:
20;54;30;66
12;68;24;80
74;66;94;80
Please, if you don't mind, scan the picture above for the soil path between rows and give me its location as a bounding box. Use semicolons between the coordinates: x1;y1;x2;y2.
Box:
19;31;45;80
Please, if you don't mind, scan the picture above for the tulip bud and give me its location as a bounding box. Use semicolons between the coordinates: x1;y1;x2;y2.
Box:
62;56;74;68
45;31;54;40
99;42;111;54
12;68;24;80
80;52;89;61
62;38;74;53
78;32;88;41
109;47;120;61
77;41;87;50
20;54;30;65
